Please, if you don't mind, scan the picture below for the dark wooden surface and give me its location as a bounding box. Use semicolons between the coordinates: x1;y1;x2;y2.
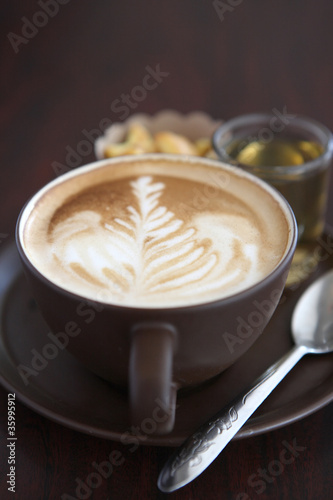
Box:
1;1;333;499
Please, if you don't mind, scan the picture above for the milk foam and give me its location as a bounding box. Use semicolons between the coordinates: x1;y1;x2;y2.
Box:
22;157;291;308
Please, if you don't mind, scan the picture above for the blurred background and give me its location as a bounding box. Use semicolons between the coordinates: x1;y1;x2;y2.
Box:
1;0;333;235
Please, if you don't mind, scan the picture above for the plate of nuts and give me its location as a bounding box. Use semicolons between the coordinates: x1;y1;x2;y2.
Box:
94;109;221;160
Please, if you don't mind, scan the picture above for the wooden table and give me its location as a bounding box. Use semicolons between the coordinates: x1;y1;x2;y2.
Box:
1;2;332;499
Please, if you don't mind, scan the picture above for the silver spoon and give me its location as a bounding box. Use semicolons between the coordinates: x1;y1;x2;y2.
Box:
158;269;333;492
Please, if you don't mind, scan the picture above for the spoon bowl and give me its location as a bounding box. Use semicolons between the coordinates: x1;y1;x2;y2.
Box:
292;270;333;353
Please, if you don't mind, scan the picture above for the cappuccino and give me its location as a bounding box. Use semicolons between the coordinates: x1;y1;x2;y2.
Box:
20;155;293;308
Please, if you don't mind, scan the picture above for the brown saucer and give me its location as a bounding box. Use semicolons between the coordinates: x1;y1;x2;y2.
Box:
0;241;332;447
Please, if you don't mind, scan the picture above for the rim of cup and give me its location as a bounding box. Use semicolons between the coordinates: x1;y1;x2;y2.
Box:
16;153;298;310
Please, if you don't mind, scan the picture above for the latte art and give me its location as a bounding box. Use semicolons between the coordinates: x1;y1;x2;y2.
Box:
21;157;291;308
49;175;261;305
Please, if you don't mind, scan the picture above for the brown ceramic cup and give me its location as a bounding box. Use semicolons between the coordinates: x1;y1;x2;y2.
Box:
16;154;297;434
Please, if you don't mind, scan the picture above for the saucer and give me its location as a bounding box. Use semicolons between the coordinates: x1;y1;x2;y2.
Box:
0;242;332;447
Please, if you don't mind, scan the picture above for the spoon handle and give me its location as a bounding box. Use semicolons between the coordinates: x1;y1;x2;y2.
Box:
158;345;307;492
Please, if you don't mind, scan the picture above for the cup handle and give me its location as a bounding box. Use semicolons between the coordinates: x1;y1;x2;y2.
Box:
129;323;177;435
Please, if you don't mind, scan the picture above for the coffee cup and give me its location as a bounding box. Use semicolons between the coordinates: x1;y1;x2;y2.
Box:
16;154;297;434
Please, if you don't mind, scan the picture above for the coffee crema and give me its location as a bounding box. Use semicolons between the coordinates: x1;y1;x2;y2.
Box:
21;156;292;308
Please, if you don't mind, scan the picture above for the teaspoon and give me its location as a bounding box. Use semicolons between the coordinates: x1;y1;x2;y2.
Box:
158;269;333;492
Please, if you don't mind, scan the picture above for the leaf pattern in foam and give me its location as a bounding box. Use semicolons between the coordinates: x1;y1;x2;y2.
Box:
102;176;218;297
49;176;253;303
